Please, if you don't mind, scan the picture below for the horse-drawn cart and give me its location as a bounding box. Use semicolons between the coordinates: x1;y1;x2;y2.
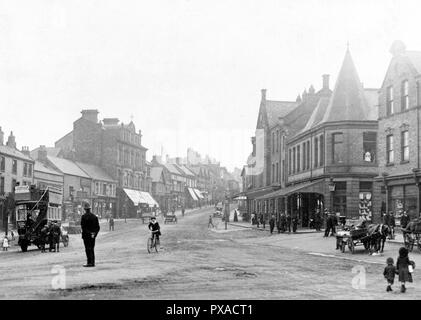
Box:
164;213;177;224
336;219;370;254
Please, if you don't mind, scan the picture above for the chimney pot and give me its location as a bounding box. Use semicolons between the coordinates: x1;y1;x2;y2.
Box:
261;89;267;101
322;74;330;90
80;109;99;123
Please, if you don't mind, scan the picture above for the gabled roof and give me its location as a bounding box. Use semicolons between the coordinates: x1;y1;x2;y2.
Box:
34;161;63;176
75;161;115;182
321;49;372;123
406;51;421;74
163;163;183;175
0;145;33;162
47;156;90;178
176;164;196;177
150;167;164;182
265;100;300;128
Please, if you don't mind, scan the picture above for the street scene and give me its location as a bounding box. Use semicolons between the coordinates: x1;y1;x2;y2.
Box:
1;1;421;303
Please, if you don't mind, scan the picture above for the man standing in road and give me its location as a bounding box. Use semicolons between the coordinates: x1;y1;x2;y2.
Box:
182;206;185;217
208;215;215;229
400;211;410;229
109;216;114;231
81;202;100;267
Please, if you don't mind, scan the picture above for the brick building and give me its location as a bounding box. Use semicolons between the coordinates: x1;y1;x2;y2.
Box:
254;48;380;225
54;109;153;217
376;41;421;222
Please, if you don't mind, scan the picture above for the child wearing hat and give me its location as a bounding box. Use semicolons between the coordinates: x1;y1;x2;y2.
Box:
383;257;396;292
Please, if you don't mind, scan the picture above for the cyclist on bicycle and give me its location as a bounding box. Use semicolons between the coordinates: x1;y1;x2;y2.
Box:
148;217;161;247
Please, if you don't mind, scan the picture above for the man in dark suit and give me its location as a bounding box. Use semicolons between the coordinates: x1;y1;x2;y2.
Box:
81;202;100;267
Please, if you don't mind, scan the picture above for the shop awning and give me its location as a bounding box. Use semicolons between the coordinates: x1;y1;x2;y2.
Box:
193;188;204;199
255;180;325;200
123;189;159;208
243;187;275;200
187;188;199;201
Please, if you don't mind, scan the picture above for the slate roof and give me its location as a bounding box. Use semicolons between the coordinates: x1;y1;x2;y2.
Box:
75;162;115;182
299;97;331;133
34;161;63;176
163;163;183;175
406;51;421;74
321;49;372;123
265;100;300;128
0;145;33;162
30;147;62;159
176;164;196;177
47;156;90;178
150;167;163;182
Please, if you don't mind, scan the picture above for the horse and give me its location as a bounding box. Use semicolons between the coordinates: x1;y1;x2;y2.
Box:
366;224;391;254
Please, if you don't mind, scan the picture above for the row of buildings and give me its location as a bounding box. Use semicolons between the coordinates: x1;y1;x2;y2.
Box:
0;110;240;228
240;41;421;227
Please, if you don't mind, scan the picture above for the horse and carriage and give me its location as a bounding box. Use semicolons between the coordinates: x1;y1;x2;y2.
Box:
336;219;391;254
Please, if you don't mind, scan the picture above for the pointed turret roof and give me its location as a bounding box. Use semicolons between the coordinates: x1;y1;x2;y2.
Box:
321;49;371;123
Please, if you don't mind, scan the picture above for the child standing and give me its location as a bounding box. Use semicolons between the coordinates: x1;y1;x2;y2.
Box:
2;236;9;251
396;247;416;293
383;257;396;292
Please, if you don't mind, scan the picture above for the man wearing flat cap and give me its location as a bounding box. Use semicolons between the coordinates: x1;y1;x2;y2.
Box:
81;202;100;267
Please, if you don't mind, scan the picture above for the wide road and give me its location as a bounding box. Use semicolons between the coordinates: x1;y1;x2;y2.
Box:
0;207;419;299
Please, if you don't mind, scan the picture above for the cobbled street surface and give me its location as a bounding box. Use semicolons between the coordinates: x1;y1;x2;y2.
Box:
0;206;420;300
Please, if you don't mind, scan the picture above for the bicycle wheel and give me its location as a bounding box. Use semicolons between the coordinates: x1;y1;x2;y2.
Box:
147;237;152;253
154;238;159;253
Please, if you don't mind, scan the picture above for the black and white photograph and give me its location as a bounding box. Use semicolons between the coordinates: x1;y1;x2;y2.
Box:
1;0;421;308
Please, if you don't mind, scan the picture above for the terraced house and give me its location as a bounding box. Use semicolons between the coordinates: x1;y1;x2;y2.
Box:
376;41;421;222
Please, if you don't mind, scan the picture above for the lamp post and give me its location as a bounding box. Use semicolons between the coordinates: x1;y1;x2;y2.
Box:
382;172;389;220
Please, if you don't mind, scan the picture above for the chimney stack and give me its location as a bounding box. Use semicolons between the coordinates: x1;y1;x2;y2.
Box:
0;127;3;146
38;145;48;162
21;146;30;157
261;89;267;102
322;74;330;90
6;131;16;149
81;109;99;123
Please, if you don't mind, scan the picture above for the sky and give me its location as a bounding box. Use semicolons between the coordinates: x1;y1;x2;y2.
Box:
1;0;421;172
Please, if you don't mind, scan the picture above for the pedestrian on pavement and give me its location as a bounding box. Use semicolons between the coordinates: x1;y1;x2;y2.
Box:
389;212;396;238
260;213;265;229
52;221;61;253
2;236;9;251
331;213;338;236
400;211;410;229
384;257;396;292
208;215;215;228
286;214;292;233
109;216;114;231
315;209;322;231
182;207;185;217
396;247;415;293
269;214;275;234
234;209;239;222
81;202;100;267
172;206;176;216
40;224;49;253
256;212;260;228
280;213;287;233
324;213;332;237
292;216;298;233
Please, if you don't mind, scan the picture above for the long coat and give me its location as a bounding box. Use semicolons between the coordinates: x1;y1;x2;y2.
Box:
81;211;100;240
396;256;413;283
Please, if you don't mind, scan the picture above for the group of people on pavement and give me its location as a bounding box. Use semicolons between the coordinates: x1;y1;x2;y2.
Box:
252;211;299;234
40;221;62;253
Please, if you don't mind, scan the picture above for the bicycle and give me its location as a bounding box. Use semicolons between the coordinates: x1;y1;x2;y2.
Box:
147;232;159;253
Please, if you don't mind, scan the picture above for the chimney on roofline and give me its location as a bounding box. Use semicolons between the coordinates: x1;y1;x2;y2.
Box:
21;146;30;157
6;131;16;149
38;145;47;162
261;89;266;102
81;109;99;123
322;74;330;90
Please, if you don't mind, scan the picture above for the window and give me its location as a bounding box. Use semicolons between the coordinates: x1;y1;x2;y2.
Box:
402;80;409;110
332;133;344;163
401;131;409;162
320;135;324;166
306;141;310;169
276;162;279;182
282;136;285;151
282;160;285;182
297;145;301;172
11;179;16;192
0;176;4;194
276;130;279;152
28;164;32;177
272;132;275;153
293;147;296;173
363;132;377;162
23;163;28;177
314;137;319;167
103;183;107;195
386;135;394;164
272;164;275;182
12;159;17;174
387;86;394;115
0;156;4;172
302;142;306;170
288;149;292;175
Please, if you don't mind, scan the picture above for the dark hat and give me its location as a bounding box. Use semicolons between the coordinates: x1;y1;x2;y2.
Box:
399;247;408;257
150;216;156;220
83;202;91;210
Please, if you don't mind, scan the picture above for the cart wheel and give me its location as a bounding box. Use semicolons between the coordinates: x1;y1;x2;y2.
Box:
348;239;355;254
